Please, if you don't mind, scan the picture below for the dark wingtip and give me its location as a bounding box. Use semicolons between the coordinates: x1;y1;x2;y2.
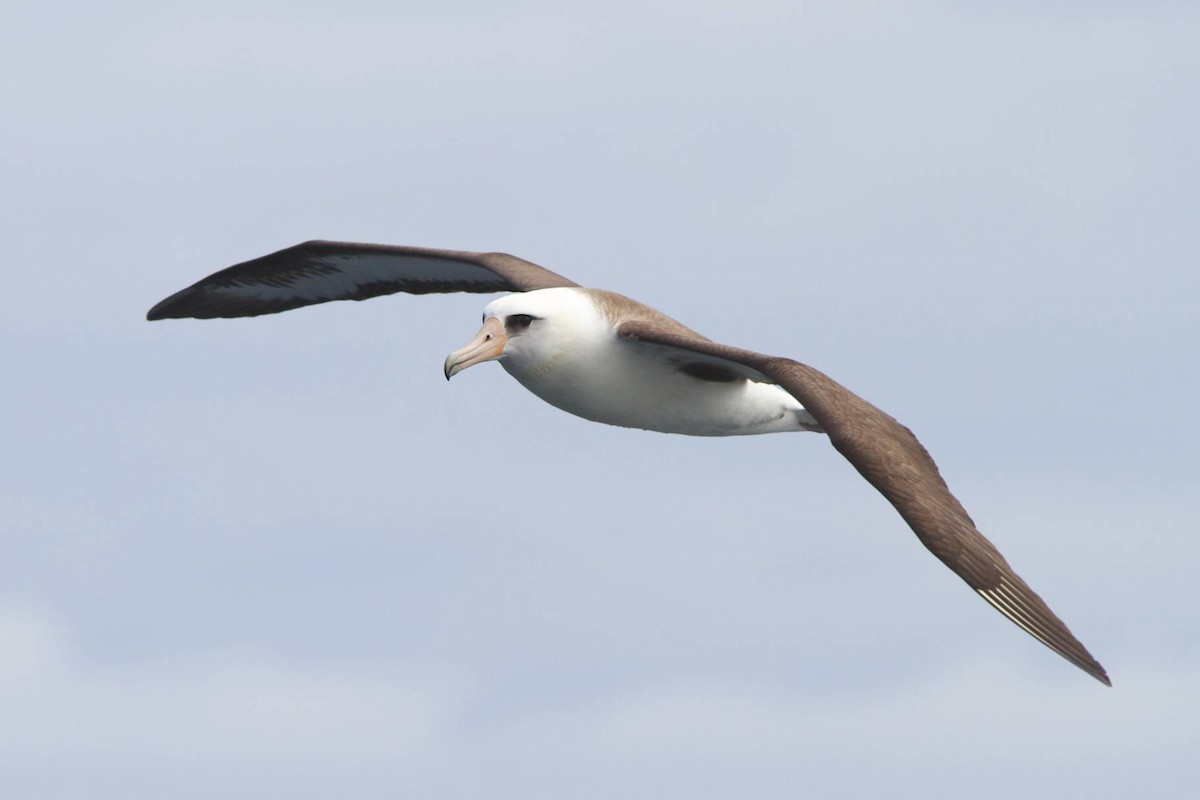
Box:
146;294;184;321
1071;645;1111;687
146;285;207;321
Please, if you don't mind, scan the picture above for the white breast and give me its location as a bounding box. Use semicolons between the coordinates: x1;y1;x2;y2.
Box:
491;288;817;437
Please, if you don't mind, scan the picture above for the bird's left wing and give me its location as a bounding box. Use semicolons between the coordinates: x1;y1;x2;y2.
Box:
617;320;1110;686
147;240;579;320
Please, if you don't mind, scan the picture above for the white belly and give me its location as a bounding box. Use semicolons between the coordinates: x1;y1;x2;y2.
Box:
501;337;818;437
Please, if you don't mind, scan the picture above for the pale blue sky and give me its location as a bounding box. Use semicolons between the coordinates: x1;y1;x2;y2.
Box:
3;3;1198;798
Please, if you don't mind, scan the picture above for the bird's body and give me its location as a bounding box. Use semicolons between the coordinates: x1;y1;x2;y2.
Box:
488;289;818;436
148;239;1111;686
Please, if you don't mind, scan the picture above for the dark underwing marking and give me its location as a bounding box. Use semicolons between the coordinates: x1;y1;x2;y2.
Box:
678;361;743;383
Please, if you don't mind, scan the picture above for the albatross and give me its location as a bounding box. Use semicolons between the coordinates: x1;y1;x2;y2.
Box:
147;239;1110;686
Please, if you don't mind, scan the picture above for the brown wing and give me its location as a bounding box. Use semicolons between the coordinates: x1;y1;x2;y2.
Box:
619;320;1111;686
147;240;579;320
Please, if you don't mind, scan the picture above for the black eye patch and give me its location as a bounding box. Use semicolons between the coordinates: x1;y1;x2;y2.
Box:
505;313;537;334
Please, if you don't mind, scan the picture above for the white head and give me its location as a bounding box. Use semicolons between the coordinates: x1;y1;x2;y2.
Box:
443;288;605;381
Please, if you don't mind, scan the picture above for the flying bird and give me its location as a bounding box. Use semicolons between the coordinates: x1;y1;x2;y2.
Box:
148;240;1110;686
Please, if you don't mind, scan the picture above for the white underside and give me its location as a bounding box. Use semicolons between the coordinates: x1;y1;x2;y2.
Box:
501;332;817;437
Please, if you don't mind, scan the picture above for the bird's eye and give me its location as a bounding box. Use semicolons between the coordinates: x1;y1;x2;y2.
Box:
506;313;536;333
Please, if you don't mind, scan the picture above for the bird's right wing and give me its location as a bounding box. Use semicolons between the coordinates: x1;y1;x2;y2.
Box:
147;240;580;320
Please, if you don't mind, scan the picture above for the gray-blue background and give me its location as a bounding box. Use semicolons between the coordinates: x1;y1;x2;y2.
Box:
4;3;1197;798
